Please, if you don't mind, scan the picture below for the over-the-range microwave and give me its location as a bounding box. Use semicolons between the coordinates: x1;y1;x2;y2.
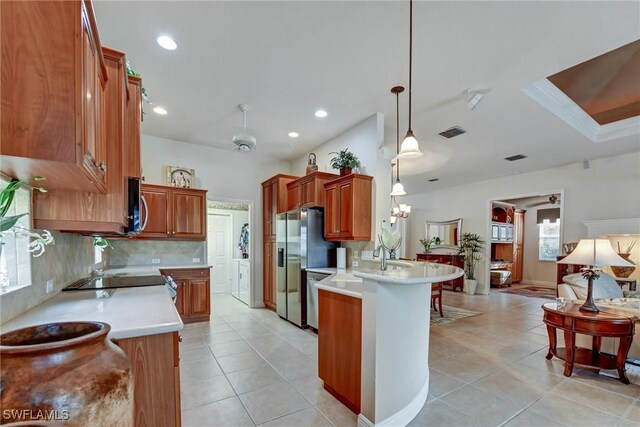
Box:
87;177;143;237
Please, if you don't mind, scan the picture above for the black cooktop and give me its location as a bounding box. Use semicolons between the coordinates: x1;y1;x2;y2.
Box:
62;275;166;291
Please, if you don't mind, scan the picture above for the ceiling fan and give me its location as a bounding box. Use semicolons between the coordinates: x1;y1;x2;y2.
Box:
232;104;257;152
527;194;560;208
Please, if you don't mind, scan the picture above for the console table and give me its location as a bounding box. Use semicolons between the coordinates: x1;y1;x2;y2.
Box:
416;254;464;292
542;302;635;384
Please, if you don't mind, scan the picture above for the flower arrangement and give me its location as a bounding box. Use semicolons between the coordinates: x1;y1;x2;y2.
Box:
420;236;441;253
1;177;55;257
458;233;484;280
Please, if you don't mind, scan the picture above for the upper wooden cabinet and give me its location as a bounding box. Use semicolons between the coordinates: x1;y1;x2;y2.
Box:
286;172;339;211
324;174;372;241
32;47;131;234
124;75;142;179
138;184;207;240
262;174;298;238
1;0;109;193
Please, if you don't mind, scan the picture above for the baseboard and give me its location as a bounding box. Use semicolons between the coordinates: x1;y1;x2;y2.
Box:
368;378;429;427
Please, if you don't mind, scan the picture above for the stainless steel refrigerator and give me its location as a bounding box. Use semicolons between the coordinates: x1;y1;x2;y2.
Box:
276;208;337;327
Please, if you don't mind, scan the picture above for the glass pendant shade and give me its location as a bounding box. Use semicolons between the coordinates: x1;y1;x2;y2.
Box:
397;130;422;159
390;180;406;196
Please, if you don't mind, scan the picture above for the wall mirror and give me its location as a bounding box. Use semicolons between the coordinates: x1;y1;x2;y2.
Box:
424;218;463;249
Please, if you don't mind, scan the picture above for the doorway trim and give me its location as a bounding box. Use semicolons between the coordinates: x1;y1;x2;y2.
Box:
484;189;565;295
206;196;256;307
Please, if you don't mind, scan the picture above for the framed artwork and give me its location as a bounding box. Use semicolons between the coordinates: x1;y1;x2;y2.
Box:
167;166;195;188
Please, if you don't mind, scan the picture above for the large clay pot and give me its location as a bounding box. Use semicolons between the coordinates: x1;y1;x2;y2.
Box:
611;253;636;278
0;322;133;426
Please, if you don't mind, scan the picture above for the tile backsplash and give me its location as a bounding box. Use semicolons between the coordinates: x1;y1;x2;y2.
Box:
107;240;205;267
0;232;94;325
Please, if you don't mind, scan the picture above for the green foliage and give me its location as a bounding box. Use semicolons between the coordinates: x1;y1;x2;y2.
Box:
125;60;151;104
93;237;113;252
329;149;361;170
419;236;441;253
458;232;485;280
1;177;48;231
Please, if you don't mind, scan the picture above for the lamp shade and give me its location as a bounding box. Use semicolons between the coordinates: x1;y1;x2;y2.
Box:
558;239;635;267
397;130;422;159
390;180;406;196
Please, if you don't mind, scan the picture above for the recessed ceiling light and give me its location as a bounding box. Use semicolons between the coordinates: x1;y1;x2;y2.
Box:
153;106;168;115
157;35;177;50
288;132;299;138
314;110;328;118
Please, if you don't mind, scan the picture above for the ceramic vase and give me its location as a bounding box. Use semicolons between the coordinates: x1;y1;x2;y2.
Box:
0;322;133;425
340;167;352;176
611;253;636;278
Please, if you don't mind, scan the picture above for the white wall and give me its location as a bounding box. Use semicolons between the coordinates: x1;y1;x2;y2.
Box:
290;113;391;255
141;134;291;306
405;151;640;294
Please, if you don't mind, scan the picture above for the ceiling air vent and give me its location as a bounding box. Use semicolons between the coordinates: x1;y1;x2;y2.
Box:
438;126;466;139
504;154;527;162
428;178;439;182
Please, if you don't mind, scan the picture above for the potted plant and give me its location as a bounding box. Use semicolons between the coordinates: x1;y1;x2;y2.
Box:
458;232;484;295
1;177;54;257
329;149;361;176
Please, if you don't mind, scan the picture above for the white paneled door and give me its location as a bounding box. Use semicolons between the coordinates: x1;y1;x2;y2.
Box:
208;214;231;294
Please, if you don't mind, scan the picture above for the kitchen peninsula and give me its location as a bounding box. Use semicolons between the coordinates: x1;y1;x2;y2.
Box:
314;261;464;427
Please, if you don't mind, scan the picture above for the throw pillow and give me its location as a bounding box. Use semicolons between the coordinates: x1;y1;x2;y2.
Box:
562;272;623;299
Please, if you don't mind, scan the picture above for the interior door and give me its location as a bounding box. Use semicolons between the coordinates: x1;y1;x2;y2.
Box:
208;214;231;294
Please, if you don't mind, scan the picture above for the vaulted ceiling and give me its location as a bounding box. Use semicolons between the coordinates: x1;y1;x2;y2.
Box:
94;1;640;193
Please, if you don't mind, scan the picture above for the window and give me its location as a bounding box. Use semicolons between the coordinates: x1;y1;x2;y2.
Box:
539;219;561;261
0;177;33;294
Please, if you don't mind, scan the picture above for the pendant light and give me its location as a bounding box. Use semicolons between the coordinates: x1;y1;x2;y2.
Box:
390;86;406;196
397;0;423;159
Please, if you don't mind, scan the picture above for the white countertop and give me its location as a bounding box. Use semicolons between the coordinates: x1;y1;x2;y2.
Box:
313;260;464;299
306;267;337;275
353;260;464;285
314;269;363;299
102;264;212;276
1;286;183;340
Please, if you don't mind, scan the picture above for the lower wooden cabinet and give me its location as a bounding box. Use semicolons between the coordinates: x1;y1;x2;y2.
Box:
161;268;211;323
318;289;362;414
117;331;181;427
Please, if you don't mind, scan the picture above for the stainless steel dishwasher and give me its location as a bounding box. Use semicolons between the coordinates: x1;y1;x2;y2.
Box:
306;271;330;330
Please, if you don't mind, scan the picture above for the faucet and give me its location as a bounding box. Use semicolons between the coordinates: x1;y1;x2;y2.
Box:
374;244;388;271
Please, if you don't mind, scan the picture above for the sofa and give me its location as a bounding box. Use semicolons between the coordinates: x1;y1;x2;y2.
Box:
557;272;640;361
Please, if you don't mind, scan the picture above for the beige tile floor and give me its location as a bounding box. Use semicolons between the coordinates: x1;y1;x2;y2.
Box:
180;292;640;426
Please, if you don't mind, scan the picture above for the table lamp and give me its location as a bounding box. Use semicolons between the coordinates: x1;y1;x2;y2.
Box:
558;239;634;313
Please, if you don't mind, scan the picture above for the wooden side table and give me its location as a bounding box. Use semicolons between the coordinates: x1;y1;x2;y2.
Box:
542;302;635;384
